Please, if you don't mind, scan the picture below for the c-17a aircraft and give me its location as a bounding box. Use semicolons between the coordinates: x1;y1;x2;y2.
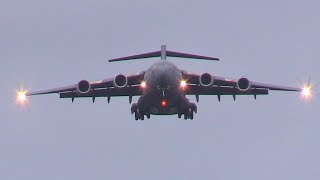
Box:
18;45;312;120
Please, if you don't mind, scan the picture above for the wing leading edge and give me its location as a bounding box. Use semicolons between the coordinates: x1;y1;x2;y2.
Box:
26;74;144;101
182;72;300;98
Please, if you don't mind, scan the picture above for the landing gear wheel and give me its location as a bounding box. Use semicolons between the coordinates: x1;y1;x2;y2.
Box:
131;103;138;114
189;111;194;120
190;103;197;113
135;112;139;120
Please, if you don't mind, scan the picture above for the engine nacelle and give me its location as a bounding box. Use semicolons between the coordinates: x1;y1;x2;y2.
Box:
237;77;251;91
77;80;91;94
113;74;128;88
199;73;214;86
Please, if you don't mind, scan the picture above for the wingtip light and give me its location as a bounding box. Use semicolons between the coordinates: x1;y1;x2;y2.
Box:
16;87;28;106
301;85;313;101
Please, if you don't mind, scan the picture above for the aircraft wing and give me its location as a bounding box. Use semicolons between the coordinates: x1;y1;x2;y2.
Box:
183;73;300;97
26;74;144;101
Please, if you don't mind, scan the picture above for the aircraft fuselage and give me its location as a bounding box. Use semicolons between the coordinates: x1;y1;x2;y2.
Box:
138;60;188;115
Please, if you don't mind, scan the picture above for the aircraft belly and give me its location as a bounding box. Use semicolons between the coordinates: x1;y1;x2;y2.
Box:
146;90;182;115
150;106;179;115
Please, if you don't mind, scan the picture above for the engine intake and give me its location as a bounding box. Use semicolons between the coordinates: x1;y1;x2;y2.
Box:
199;73;214;86
77;80;91;93
237;77;251;91
114;74;128;88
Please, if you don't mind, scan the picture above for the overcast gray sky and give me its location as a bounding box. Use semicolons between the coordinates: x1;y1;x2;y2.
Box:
1;0;320;179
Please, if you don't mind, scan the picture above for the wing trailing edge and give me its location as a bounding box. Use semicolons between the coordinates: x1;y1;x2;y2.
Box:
108;45;219;62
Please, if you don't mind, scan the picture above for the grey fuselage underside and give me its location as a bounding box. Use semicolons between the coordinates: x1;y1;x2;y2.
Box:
141;60;185;115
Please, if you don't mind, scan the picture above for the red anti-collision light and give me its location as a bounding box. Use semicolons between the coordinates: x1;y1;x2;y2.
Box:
161;99;167;107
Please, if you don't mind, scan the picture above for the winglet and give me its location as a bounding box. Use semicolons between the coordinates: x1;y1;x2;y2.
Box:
108;45;219;62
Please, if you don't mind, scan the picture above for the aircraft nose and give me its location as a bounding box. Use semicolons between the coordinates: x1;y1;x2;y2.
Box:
158;71;170;87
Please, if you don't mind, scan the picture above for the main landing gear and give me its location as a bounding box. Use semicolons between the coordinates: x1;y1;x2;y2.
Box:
178;102;197;120
131;103;150;120
131;102;197;120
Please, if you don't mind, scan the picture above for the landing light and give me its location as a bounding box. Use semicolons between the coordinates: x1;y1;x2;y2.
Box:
180;80;187;89
141;81;147;88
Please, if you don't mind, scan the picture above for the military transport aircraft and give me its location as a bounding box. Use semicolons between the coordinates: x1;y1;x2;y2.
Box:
17;45;312;120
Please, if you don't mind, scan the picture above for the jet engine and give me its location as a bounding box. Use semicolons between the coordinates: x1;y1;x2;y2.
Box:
77;80;91;93
237;77;251;91
199;73;214;86
114;74;128;88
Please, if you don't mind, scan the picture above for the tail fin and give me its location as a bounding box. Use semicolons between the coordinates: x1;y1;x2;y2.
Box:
108;45;219;62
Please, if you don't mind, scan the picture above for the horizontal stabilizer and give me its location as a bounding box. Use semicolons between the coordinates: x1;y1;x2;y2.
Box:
109;51;161;62
109;45;219;62
166;51;219;60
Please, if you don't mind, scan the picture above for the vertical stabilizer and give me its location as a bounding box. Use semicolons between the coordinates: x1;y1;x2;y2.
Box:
161;45;166;60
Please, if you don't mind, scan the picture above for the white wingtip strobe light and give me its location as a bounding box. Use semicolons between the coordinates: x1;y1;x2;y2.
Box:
301;85;312;101
16;87;28;106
